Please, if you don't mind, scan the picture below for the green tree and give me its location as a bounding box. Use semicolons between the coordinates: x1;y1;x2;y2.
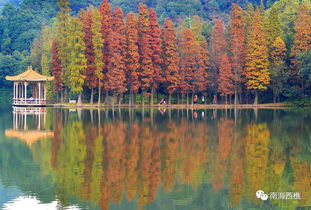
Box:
269;37;288;103
56;0;72;94
66;17;87;105
264;6;283;55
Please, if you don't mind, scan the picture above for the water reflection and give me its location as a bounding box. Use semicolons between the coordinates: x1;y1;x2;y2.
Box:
5;107;53;147
1;108;311;209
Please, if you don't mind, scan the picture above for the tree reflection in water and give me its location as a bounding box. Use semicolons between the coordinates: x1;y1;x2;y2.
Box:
2;108;311;209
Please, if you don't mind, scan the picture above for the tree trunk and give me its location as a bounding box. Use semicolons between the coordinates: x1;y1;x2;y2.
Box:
169;93;172;105
118;94;122;107
98;85;101;106
225;95;228;105
90;88;94;104
129;90;133;106
60;91;64;103
234;88;238;105
156;91;159;104
239;92;242;104
141;93;145;107
105;90;109;104
133;93;136;105
191;92;194;105
181;94;184;105
177;93;180;104
186;92;189;106
112;93;116;108
64;89;68;103
77;92;82;106
253;92;258;105
150;87;154;106
273;90;277;104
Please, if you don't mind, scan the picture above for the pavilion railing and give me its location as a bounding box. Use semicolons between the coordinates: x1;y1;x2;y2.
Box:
13;98;47;105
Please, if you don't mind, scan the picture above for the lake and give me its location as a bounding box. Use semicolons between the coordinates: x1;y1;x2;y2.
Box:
0;102;310;209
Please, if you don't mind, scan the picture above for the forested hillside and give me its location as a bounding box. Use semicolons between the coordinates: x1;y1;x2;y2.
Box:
0;0;310;105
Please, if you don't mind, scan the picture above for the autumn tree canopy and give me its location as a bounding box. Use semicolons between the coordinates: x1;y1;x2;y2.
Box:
245;10;270;105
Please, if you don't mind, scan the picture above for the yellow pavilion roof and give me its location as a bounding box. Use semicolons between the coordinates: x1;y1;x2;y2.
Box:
5;129;54;147
5;66;54;82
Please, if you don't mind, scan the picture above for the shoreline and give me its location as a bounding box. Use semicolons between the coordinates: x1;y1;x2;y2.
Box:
49;103;295;109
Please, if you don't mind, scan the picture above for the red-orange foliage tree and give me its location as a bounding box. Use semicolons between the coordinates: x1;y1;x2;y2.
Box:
210;19;227;92
179;26;197;105
99;0;112;97
218;53;234;104
137;3;153;106
149;8;162;104
230;3;246;105
50;40;64;94
193;39;209;97
106;7;127;105
81;10;97;104
125;12;140;106
161;18;180;105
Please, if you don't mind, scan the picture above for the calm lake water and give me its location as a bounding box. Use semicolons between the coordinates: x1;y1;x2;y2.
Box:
0;102;310;209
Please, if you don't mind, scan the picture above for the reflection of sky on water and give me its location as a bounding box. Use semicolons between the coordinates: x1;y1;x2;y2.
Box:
3;196;80;210
0;183;21;209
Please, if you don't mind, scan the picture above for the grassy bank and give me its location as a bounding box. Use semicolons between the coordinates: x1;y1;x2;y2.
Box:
52;102;290;109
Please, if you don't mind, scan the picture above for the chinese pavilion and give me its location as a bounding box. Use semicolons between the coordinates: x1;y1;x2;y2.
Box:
5;66;54;106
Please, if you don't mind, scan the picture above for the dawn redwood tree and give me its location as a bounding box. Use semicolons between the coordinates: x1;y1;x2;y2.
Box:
90;7;104;105
191;16;209;100
245;10;270;105
137;3;153;106
218;52;234;104
149;8;162;104
179;26;197;105
196;38;209;99
99;0;113;100
81;10;97;104
264;6;282;55
66;17;87;105
270;36;287;103
50;40;64;96
106;7;127;106
290;4;311;96
126;12;140;106
161;18;180;105
56;0;71;97
210;19;227;92
245;3;254;43
230;3;246;105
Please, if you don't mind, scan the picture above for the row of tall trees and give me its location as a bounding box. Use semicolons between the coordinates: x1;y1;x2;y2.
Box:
40;0;310;105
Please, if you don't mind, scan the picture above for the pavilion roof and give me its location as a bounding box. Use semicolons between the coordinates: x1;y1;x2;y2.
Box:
5;66;54;82
5;129;54;147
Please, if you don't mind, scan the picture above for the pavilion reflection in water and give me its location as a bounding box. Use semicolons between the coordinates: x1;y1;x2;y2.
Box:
5;107;54;147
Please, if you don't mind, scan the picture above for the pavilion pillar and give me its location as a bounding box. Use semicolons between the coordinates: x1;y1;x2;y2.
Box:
24;82;28;104
44;83;47;102
13;82;16;100
38;82;41;104
20;83;23;99
16;82;19;99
